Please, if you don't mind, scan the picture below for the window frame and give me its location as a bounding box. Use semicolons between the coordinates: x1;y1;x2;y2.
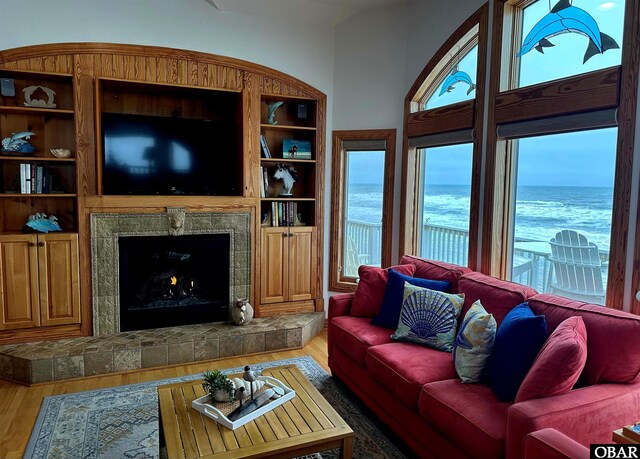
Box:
329;129;396;292
483;0;640;310
400;4;489;269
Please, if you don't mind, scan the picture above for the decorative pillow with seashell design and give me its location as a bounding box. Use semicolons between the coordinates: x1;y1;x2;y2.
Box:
391;283;464;352
453;300;497;383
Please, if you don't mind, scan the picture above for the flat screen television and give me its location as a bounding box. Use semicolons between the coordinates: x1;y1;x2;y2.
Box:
101;113;241;195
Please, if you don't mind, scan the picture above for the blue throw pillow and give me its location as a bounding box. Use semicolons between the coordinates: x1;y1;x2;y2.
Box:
487;303;547;402
372;269;450;329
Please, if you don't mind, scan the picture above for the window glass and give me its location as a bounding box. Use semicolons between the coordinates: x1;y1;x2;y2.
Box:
509;128;616;305
425;45;478;110
420;143;473;266
518;0;624;88
342;150;385;277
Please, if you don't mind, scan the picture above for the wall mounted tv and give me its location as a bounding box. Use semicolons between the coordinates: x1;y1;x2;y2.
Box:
101;112;241;196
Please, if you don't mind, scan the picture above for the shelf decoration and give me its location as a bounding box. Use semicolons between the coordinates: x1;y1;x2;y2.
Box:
1;131;35;153
272;163;298;197
50;148;71;158
23;85;57;108
23;213;62;233
267;101;284;125
516;0;619;64
283;139;311;159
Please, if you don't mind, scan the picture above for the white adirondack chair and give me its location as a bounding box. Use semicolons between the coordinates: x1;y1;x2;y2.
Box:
549;230;605;304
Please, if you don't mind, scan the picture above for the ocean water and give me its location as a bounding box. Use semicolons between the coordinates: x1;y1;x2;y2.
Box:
346;183;613;252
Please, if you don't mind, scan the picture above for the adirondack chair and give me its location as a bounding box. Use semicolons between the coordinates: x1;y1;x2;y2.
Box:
548;230;605;304
343;237;368;278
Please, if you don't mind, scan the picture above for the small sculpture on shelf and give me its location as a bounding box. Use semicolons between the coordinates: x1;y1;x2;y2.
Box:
267;101;284;125
1;131;36;153
272;163;298;197
23;85;56;108
22;213;63;233
231;298;254;326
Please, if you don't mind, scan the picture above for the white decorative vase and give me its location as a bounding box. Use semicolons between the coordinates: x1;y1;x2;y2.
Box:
231;298;254;326
212;389;231;403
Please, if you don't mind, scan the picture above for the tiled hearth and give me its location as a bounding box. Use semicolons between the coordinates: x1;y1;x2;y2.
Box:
0;313;324;385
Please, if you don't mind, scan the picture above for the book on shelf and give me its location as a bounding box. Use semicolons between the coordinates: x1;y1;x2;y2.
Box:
30;164;35;193
36;166;43;194
259;166;265;198
20;163;27;194
263;167;270;198
260;134;271;159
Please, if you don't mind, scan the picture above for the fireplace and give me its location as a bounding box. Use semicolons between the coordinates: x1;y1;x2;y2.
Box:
119;234;230;331
90;210;251;336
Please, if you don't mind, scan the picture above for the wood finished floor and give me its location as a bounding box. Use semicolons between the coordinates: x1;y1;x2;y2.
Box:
0;329;330;459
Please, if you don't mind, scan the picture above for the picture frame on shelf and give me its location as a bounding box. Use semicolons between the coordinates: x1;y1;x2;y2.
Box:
283;139;311;160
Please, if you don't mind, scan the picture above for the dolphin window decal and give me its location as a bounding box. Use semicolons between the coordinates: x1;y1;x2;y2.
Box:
517;0;620;64
438;65;476;97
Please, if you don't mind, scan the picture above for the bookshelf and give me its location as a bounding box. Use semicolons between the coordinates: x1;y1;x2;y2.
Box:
0;69;77;233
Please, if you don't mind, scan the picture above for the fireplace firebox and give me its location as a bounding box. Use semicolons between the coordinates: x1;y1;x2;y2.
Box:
118;234;230;331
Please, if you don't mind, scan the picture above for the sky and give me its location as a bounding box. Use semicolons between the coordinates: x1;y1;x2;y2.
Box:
348;0;624;188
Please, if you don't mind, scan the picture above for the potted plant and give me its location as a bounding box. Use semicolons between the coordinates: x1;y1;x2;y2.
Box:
202;370;235;403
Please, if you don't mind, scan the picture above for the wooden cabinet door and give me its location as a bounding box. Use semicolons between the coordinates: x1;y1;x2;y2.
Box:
0;235;40;330
288;227;317;302
38;233;80;326
261;228;289;304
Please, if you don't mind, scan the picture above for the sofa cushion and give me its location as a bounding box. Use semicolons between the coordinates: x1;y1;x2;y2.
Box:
458;272;538;327
366;342;456;410
529;294;640;385
372;268;450;329
400;255;471;292
454;300;497;383
419;379;511;459
516;316;587;403
330;316;393;367
351;264;416;318
391;284;464;352
487;303;547;402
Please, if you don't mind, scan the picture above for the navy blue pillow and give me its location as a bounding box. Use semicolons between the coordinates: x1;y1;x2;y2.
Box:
371;269;450;329
486;303;547;402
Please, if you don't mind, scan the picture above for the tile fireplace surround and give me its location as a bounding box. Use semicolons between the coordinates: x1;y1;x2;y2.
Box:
0;209;325;385
90;209;251;336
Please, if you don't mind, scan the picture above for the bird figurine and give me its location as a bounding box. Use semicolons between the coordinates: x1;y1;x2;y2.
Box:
243;365;259;400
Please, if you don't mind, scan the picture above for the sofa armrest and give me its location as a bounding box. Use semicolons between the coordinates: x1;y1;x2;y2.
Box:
506;382;640;459
328;293;354;320
524;429;589;459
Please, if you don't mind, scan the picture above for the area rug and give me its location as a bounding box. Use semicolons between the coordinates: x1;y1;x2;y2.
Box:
25;356;408;459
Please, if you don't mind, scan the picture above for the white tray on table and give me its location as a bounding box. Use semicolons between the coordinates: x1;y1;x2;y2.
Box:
191;375;295;430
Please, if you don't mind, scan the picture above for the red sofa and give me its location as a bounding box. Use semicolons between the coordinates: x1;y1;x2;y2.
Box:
328;256;640;459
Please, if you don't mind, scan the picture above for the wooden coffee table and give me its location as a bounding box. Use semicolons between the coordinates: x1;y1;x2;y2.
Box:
158;364;354;458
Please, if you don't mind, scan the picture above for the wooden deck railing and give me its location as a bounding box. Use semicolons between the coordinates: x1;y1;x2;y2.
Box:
344;220;609;294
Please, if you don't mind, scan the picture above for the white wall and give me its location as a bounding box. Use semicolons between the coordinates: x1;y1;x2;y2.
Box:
329;0;483;294
0;0;335;97
331;3;408;281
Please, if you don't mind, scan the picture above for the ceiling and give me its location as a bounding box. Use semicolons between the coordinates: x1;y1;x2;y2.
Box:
207;0;407;27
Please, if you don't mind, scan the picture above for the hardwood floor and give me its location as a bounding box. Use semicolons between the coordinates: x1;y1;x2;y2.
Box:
0;329;330;459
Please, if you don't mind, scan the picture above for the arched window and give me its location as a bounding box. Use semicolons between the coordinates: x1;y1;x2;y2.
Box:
483;0;640;309
401;5;489;269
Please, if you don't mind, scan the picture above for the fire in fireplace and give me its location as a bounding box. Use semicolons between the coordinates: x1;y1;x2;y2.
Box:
118;234;230;331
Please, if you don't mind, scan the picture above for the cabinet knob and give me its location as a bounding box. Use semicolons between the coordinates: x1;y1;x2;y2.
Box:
28;242;35;247
282;233;288;238
38;242;45;247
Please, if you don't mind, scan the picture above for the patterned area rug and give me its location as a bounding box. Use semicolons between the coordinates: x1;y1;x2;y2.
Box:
25;356;408;459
